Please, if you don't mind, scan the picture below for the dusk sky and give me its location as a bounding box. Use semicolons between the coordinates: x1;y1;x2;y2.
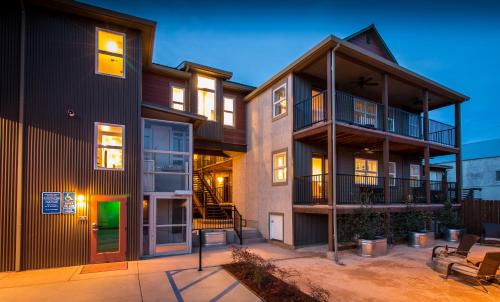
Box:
83;0;500;144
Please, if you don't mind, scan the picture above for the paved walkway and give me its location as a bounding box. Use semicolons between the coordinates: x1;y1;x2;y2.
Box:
0;243;302;302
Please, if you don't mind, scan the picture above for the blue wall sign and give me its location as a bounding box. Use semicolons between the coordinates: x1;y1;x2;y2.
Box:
41;192;61;214
62;192;76;214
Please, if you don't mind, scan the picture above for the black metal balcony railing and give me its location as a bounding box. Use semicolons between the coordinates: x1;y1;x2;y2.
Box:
293;91;327;131
294;173;457;205
294;174;328;205
428;119;455;147
388;107;423;139
293;90;456;147
336;91;384;130
390;178;425;204
336;174;385;204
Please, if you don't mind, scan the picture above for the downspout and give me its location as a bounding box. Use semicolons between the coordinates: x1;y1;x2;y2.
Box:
331;43;340;264
15;0;26;272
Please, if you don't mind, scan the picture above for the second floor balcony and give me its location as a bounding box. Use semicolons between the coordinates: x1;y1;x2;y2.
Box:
293;90;456;147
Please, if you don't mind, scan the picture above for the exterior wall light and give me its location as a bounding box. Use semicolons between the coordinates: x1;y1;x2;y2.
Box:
77;194;86;209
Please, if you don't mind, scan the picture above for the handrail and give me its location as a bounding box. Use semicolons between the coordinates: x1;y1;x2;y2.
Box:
293;90;327;131
294;90;456;146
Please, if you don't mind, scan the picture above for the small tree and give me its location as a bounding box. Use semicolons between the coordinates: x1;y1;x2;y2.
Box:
438;200;463;230
404;201;434;232
354;190;385;240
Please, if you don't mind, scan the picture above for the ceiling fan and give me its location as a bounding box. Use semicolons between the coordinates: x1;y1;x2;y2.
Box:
350;76;379;88
354;147;383;155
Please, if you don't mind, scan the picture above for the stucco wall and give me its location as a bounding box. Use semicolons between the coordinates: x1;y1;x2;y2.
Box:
236;74;294;245
443;157;500;200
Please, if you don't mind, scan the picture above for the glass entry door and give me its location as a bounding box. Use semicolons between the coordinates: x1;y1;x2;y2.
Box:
146;195;191;256
90;195;127;263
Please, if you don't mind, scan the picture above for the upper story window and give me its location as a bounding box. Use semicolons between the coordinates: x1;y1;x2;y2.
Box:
355;158;378;185
171;86;185;111
197;75;216;121
272;83;287;119
354;99;377;127
95;123;124;170
389;162;396;186
96;28;125;78
496;171;500;182
272;149;287;185
223;97;235;127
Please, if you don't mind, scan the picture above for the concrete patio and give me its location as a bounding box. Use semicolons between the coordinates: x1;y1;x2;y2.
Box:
0;241;498;301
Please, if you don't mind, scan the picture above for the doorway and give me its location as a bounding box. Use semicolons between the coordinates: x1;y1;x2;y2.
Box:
144;194;191;256
312;154;328;201
269;213;284;241
90;195;127;263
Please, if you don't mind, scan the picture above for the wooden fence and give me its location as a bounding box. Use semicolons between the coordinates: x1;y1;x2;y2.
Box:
462;200;500;235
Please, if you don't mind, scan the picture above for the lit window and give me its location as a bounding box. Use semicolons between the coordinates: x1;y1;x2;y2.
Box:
389;162;396;186
95;123;124;170
197;75;216;121
355;158;378;185
96;28;125;78
272;83;287;118
223;97;235;127
171;86;185;111
272;150;287;184
410;164;421;187
354;99;377;127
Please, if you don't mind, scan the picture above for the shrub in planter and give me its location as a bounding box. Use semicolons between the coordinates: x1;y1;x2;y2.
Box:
405;202;435;248
438;200;465;242
353;197;387;257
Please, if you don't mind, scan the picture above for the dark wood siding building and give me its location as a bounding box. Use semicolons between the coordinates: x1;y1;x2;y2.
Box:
0;2;150;271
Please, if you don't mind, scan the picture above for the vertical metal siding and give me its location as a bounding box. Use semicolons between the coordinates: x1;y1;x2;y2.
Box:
20;8;141;270
0;9;21;272
293;213;328;246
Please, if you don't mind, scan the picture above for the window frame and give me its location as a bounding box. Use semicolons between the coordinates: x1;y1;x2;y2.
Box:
95;27;126;79
197;75;217;121
354;157;378;185
389;161;396;186
353;98;377;127
272;148;288;185
272;83;288;120
223;96;236;127
170;84;186;111
94;122;125;171
410;164;421;187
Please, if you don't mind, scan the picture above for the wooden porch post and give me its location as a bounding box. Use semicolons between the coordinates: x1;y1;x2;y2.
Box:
424;146;431;204
455;103;462;203
382;74;390;204
423;91;431;204
326;49;334;252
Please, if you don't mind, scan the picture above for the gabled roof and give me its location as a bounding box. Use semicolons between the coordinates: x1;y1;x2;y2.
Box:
432;139;500;163
244;35;469;103
344;24;398;64
176;61;233;80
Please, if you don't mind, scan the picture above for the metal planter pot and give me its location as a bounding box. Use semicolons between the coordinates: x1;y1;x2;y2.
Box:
443;228;465;242
408;231;435;248
203;230;227;247
358;237;387;257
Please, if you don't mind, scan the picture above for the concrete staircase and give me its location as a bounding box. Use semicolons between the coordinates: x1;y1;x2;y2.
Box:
241;227;265;245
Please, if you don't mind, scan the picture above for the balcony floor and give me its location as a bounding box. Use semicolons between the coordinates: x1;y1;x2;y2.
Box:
293;203;460;214
294;121;458;156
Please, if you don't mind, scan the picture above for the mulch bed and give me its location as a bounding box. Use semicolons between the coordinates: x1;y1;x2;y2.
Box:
223;262;317;302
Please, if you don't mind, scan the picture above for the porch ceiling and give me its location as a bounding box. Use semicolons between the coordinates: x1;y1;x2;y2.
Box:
299;53;455;112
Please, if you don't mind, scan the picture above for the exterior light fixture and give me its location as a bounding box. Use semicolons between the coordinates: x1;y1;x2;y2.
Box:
77;194;86;208
217;176;224;184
